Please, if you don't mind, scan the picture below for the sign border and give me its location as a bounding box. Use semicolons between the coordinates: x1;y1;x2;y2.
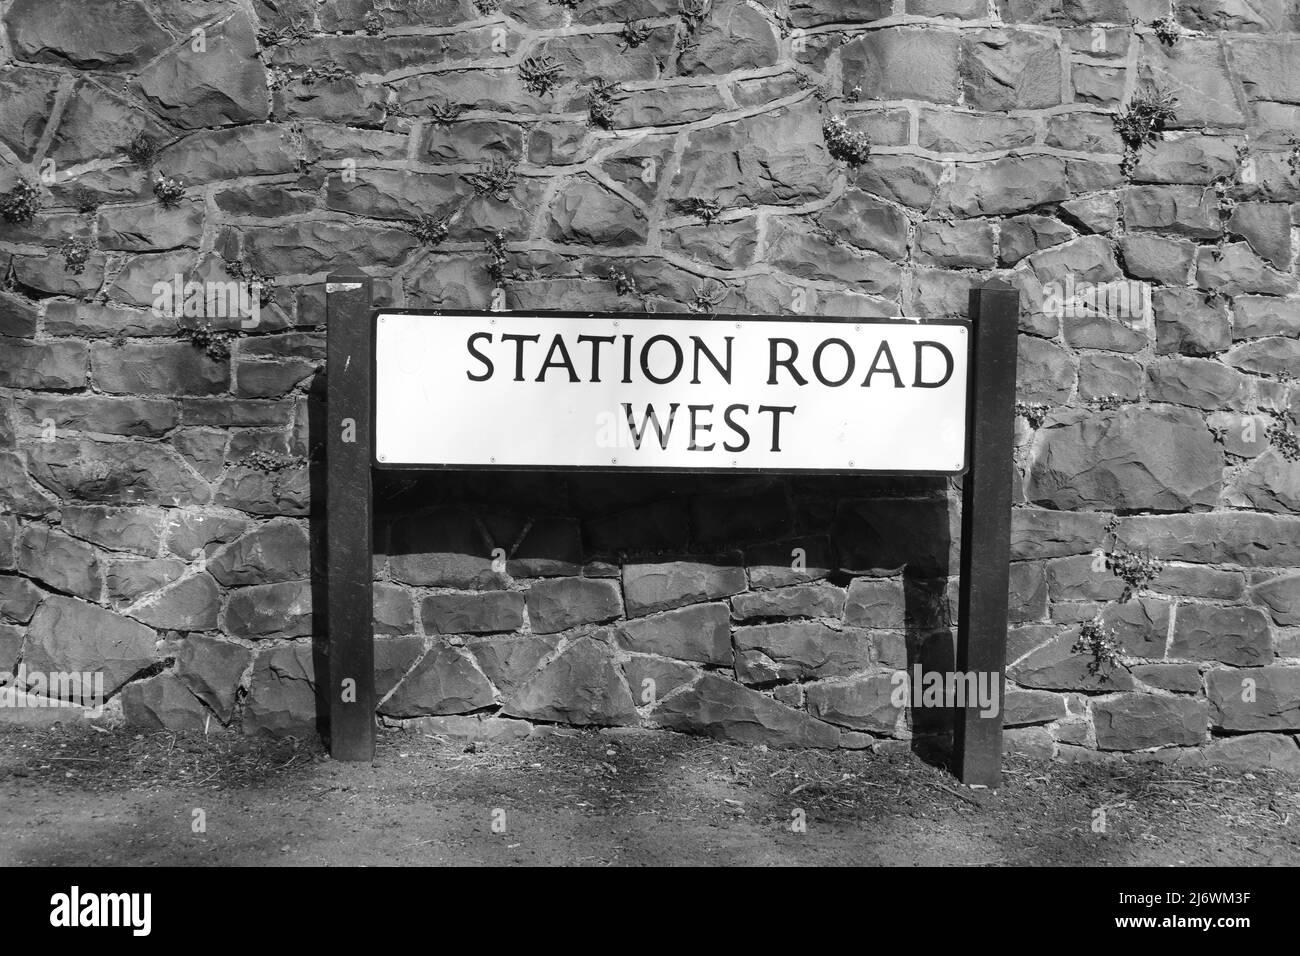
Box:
368;308;973;477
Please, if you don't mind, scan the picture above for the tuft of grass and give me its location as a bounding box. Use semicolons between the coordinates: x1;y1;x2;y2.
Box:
410;212;452;247
463;157;518;201
519;55;563;97
620;20;652;49
673;197;722;223
429;100;464;125
124;131;159;167
588;79;618;129
1114;85;1178;175
1014;401;1050;429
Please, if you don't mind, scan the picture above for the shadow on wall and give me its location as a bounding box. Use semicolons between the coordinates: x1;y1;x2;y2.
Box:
312;445;960;765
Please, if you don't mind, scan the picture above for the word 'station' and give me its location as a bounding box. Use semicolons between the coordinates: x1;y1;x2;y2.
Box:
374;313;970;473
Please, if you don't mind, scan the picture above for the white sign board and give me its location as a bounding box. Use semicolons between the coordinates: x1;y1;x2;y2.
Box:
373;312;969;474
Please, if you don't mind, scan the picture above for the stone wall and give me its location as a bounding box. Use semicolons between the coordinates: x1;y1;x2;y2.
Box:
1;0;1299;772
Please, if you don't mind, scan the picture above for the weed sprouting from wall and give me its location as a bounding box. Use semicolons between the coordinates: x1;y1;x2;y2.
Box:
1115;85;1178;175
0;178;41;223
823;115;871;166
464;158;518;200
519;55;563;96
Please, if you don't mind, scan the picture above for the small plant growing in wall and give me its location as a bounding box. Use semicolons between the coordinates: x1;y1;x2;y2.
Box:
1114;85;1178;175
429;100;464;125
410;212;453;247
463;157;518;201
70;186;99;213
153;173;187;207
58;236;96;275
823;114;870;167
588;80;618;130
362;10;383;34
237;450;301;472
673;197;722;223
124;131;160;167
609;267;637;297
485;231;509;285
1;177;41;223
473;0;500;14
620;20;652;49
1105;547;1164;601
1014;401;1051;429
178;322;236;361
519;55;563;97
1072;617;1124;676
1265;408;1300;462
1150;17;1182;46
1088;393;1125;411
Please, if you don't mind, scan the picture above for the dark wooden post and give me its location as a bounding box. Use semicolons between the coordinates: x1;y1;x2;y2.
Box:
325;266;376;761
953;278;1020;787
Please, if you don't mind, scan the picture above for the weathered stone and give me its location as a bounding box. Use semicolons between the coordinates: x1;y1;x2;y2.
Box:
224;580;311;639
104;557;186;606
121;673;210;732
1251;574;1300;627
1120;235;1196;284
130;573;221;631
1133;663;1203;694
381;643;495;717
1185;732;1300;774
674;0;777;76
27;439;211;508
373;584;414;636
15;395;178;439
467;634;559;698
1000;215;1075;266
0;339;87;390
506;517;582;578
1153;288;1231;356
1017;336;1077;402
504;636;637;726
1208;666;1300;730
165;511;248;560
1223;337;1300;378
1138;37;1245;127
1027;407;1222;511
1197;243;1296;296
373;634;424;699
854;155;946;210
207;519;310;587
961;29;1062;110
403;714;534;743
25;595;157;695
524;578;621;634
61;505;164;557
1171;604;1271;665
546;176;646;247
1047;554;1126;602
135;12;267;128
843;27;961;104
421;591;525;635
1224;449;1300;514
672;102;833;207
732;584;846;622
1149;563;1245;600
613;603;731;665
1123;185;1221;238
8;0;170;70
734;623;872;684
918;109;1037;154
841;579;903;628
1004;687;1069;726
804;675;900;734
654;672;839;747
0;67;61;161
243;642;316;736
622;557;746;616
765;217;900;294
1233;296;1300;339
18;526;100;600
174;635;252;722
940;155;1070;218
744;537;832;589
91;342;228;396
1010;509;1109;560
1094;695;1207;750
1132;135;1239;185
0;574;45;624
1227;202;1292;271
1145;356;1249;410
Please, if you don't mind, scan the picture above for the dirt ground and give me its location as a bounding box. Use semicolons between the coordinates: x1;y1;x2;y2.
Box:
1;724;1297;866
